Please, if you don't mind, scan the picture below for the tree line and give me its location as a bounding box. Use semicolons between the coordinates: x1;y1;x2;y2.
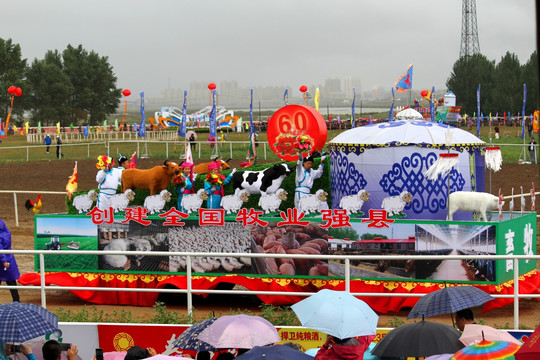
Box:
1;38;120;127
446;51;538;116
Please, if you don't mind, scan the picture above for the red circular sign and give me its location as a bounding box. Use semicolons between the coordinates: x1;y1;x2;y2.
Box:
267;105;327;161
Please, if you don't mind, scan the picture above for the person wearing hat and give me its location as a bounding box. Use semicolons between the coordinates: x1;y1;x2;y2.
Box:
96;155;121;210
174;161;196;212
295;151;326;209
43;134;52;153
204;161;236;209
55;135;63;159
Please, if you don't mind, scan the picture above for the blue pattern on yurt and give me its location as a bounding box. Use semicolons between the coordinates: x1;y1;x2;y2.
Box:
330;151;367;205
379;152;465;214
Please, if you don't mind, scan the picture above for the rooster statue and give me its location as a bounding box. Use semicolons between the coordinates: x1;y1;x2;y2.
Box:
25;194;42;214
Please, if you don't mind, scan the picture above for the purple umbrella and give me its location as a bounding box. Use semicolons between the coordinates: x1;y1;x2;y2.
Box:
197;315;280;349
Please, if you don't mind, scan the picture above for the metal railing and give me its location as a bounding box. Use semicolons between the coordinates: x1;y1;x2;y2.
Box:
1;249;538;330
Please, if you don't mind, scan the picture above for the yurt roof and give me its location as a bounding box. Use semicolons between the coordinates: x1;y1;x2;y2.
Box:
329;120;485;147
395;108;424;120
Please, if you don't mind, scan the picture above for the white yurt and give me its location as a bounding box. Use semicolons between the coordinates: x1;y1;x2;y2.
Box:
328;120;486;220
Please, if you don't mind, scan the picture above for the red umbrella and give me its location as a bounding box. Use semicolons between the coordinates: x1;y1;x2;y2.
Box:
515;323;540;360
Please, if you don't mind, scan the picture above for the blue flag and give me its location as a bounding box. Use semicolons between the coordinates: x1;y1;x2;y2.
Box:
283;89;288;106
249;89;254;136
389;87;395;121
133;121;138;133
209;89;216;137
138;92;146;137
351;88;356;128
179;90;187;137
476;85;481;137
430;86;435;122
395;64;413;92
83;125;89;137
521;84;527;139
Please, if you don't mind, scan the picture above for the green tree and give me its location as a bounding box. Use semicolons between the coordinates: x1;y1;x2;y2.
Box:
62;44;121;125
521;51;538;112
328;227;359;241
492;52;522;113
446;54;495;115
26;54;74;126
0;38;28;121
360;233;389;240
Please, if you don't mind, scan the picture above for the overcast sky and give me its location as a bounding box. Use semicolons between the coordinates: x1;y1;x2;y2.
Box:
2;0;537;98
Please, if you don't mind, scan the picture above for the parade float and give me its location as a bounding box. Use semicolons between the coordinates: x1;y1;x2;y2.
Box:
20;103;538;314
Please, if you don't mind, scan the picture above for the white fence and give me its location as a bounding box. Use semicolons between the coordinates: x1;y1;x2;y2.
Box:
1;248;539;330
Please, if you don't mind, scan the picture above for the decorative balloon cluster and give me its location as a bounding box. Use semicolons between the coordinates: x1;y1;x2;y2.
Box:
122;89;131;97
7;86;22;97
299;85;308;93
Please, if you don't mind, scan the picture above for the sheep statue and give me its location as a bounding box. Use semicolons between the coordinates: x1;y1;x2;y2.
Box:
143;189;172;214
339;189;370;215
73;190;98;214
181;189;208;214
381;190;412;217
221;190;250;215
110;189;136;213
447;191;502;221
258;188;288;214
298;189;328;214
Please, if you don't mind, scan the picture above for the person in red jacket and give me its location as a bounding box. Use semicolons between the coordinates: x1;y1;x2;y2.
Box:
314;334;373;360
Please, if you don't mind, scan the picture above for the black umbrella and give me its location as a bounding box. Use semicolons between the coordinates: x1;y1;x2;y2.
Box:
371;319;464;358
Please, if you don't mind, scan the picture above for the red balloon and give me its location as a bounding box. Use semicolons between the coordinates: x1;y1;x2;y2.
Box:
7;86;16;95
208;83;216;90
15;87;22;97
420;90;428;97
122;89;131;97
299;85;308;93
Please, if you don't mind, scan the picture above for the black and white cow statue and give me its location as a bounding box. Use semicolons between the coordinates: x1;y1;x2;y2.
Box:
232;163;294;196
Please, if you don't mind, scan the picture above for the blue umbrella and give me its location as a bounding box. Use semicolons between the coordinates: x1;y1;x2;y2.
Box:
236;345;313;360
291;289;379;339
0;302;59;342
172;318;217;352
407;286;494;319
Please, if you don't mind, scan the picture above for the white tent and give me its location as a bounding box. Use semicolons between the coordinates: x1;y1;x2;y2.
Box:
395;108;424;120
328;120;486;220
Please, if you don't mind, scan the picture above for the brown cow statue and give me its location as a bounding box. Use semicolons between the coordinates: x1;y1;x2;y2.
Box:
121;160;181;195
193;157;231;174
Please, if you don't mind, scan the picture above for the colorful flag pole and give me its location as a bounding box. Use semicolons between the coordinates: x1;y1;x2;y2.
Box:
4;95;15;131
351;88;356;128
314;88;320;112
430;86;435;122
389;87;395;121
179;90;187;138
476;84;481;137
209;90;217;138
66;161;78;200
138;92;146;137
521;84;527;139
249;89;254;136
283;89;288;106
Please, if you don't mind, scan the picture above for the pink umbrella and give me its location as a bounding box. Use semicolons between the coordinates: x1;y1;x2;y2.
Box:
147;355;193;360
459;324;522;346
197;314;280;349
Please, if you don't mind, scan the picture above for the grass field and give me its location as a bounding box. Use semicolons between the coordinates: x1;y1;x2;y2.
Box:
34;235;98;271
1;122;537;164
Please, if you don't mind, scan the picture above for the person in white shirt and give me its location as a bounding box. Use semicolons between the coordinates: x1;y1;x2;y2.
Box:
96;155;121;210
295;151;326;209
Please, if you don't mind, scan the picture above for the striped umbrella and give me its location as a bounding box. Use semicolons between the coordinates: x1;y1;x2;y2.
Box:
450;340;520;360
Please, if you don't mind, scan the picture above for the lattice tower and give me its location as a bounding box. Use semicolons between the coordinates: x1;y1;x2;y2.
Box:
460;0;481;58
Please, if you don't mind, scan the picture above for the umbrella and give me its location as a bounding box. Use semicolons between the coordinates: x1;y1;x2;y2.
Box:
197;314;280;349
450;340;520;360
425;355;453;360
147;355;193;360
514;322;540;360
459;324;522;346
291;289;378;339
17;340;82;360
371;320;464;358
186;130;197;139
235;345;313;360
395;108;424;120
103;351;127;360
0;302;59;342
408;286;494;319
172;318;217;352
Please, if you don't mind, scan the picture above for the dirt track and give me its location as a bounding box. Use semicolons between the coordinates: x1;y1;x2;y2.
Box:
0;159;539;327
